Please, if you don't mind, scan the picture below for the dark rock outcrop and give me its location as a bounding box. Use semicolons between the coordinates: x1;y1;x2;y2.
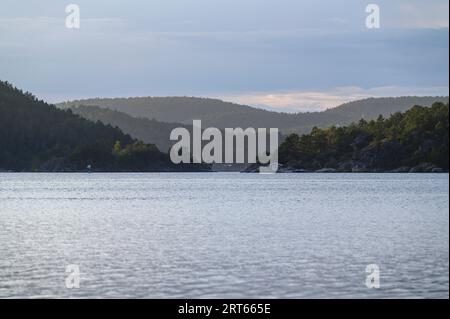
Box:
353;140;407;170
390;166;410;173
316;168;337;173
409;163;439;173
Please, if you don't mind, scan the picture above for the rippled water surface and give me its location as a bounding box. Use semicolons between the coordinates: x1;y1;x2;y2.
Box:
0;173;448;298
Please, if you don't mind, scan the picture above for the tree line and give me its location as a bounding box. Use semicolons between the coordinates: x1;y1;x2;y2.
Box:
278;102;449;172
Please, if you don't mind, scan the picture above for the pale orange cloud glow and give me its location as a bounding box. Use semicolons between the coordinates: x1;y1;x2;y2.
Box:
219;86;449;113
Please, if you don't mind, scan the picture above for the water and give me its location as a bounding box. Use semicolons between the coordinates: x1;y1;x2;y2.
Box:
0;173;448;299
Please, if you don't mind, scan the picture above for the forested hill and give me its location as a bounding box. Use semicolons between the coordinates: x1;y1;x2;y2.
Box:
69;105;191;152
270;102;449;173
0;81;207;172
58;96;448;134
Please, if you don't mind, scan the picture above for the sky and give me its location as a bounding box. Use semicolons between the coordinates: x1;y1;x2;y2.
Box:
0;0;449;112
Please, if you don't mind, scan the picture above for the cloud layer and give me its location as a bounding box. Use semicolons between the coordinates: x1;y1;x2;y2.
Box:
220;86;450;113
0;0;448;110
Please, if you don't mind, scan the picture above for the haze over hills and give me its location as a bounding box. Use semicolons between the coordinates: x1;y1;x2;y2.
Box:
60;96;449;172
2;79;449;173
69;105;191;152
59;96;449;134
66;105;253;172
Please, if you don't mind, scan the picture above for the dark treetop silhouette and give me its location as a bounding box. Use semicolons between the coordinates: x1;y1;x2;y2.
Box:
0;80;209;172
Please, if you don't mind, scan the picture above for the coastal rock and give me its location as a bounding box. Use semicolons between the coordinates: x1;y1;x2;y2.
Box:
352;165;369;173
353;140;406;170
409;163;438;173
277;166;309;173
338;161;366;172
316;168;337;173
390;166;410;173
351;133;372;149
241;164;259;173
338;161;353;171
418;139;437;155
286;160;302;168
293;168;309;173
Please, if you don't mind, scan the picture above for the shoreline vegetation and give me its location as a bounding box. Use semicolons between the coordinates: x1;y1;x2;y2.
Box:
246;102;449;173
1;80;449;173
0;80;211;173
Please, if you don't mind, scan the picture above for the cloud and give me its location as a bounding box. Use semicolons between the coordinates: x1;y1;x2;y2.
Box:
0;16;125;30
219;86;450;113
394;1;449;29
0;1;448;102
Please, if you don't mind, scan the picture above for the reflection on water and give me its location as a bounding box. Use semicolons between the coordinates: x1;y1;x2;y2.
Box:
0;173;448;298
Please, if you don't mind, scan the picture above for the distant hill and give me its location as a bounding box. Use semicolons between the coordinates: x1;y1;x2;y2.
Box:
69;105;190;152
58;96;449;134
61;96;449;172
60;97;265;125
0;80;209;172
67;105;251;172
321;97;450;124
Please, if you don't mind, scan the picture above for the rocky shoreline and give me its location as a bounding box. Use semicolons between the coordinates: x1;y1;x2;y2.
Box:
242;162;448;173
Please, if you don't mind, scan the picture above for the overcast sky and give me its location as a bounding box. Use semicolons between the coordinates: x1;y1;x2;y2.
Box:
0;0;448;111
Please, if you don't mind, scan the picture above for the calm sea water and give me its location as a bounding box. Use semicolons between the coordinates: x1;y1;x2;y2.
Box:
0;173;448;299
